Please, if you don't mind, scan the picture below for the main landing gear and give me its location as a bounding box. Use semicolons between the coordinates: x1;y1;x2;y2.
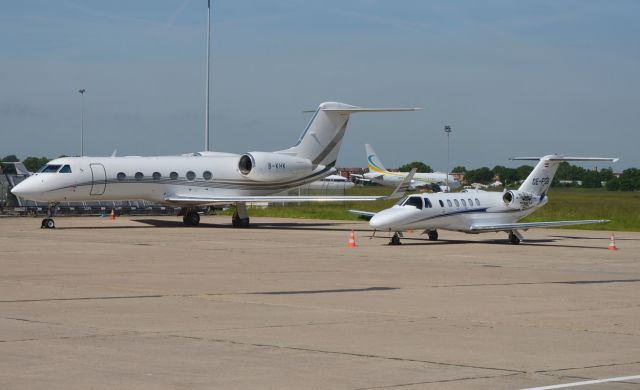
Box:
232;202;250;228
41;203;59;229
389;232;402;245
181;208;201;227
508;230;523;245
427;230;438;241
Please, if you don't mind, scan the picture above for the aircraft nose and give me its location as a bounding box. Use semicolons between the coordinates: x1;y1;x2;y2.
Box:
370;209;398;229
11;178;41;199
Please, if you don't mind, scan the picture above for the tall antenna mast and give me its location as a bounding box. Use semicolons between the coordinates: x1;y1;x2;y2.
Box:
205;0;212;151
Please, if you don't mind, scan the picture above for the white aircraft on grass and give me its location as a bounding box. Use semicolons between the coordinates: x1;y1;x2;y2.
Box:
350;155;618;245
362;144;460;191
11;102;418;229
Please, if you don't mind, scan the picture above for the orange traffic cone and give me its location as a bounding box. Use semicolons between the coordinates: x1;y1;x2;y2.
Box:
608;233;618;251
348;230;356;248
109;209;116;220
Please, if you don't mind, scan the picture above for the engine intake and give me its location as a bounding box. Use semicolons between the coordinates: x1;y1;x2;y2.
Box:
238;152;315;182
503;190;535;210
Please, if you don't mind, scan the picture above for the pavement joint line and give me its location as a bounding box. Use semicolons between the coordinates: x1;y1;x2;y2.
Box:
168;334;525;374
0;294;165;303
534;361;640;374
427;279;640;288
353;372;523;389
519;374;640;389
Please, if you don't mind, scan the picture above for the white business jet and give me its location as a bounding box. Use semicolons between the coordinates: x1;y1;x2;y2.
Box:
363;144;460;191
350;155;618;245
11;102;418;229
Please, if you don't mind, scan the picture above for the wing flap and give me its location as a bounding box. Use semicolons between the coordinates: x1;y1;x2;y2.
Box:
470;219;609;232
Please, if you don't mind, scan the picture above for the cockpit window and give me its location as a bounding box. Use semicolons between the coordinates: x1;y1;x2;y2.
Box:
38;164;62;173
403;196;423;210
59;165;72;173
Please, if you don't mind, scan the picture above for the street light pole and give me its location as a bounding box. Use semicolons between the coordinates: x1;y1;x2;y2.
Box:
78;89;86;156
444;125;452;191
205;0;212;152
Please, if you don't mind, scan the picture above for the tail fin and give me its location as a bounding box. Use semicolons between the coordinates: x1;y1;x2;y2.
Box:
277;102;419;167
365;144;389;174
512;155;619;196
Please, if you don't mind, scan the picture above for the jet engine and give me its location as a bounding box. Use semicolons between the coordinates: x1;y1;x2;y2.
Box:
238;152;315;181
502;190;535;210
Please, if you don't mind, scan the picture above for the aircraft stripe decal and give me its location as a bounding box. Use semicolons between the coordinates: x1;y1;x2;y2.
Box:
39;165;336;195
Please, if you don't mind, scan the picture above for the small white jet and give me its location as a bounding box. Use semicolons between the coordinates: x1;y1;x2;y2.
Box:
350;155;618;245
11;102;418;228
363;144;460;191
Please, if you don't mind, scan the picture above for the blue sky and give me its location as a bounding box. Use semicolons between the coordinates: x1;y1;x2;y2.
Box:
1;0;638;170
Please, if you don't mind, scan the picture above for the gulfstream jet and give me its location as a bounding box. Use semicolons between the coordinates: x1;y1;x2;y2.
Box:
350;155;618;245
11;102;418;228
364;144;460;191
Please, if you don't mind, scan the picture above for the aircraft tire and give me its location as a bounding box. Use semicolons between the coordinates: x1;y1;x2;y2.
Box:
428;230;438;241
389;233;401;246
41;218;55;229
183;212;200;227
231;211;250;228
508;232;520;245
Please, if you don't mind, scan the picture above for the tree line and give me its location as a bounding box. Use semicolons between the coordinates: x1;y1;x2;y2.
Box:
393;160;639;191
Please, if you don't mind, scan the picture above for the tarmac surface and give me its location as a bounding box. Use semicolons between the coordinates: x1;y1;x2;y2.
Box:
1;215;639;389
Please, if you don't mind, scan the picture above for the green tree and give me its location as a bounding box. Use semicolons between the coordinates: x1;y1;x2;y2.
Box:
618;168;640;191
398;161;433;173
492;165;518;185
582;170;602;188
465;167;493;184
2;155;19;162
451;166;466;173
22;156;49;172
606;178;620;191
515;165;534;182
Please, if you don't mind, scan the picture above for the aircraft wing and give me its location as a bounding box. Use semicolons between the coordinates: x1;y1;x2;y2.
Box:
347;209;376;218
164;169;416;206
470;219;609;232
164;194;391;206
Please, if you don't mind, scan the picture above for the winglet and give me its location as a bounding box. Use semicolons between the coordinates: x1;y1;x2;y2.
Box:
387;168;416;199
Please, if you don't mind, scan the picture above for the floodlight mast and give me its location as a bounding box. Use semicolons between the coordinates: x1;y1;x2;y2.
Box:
78;89;86;156
205;0;212;152
444;125;452;190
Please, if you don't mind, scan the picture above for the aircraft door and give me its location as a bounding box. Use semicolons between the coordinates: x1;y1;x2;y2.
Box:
90;163;107;195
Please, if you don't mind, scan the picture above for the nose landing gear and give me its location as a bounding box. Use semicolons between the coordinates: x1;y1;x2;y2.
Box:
41;203;59;229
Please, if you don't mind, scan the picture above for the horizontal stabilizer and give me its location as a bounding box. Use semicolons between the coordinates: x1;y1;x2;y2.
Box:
470;219;609;232
510;156;619;163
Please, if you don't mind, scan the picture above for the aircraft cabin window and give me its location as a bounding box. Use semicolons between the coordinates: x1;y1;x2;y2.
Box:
135;172;144;181
169;172;179;180
424;198;432;208
468;198;473;207
186;171;196;181
59;165;72;173
203;171;213;180
454;199;460;207
475;198;480;206
404;196;423;210
439;200;444;207
446;199;452;207
461;199;467;207
117;172;126;181
152;172;161;180
40;164;62;173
